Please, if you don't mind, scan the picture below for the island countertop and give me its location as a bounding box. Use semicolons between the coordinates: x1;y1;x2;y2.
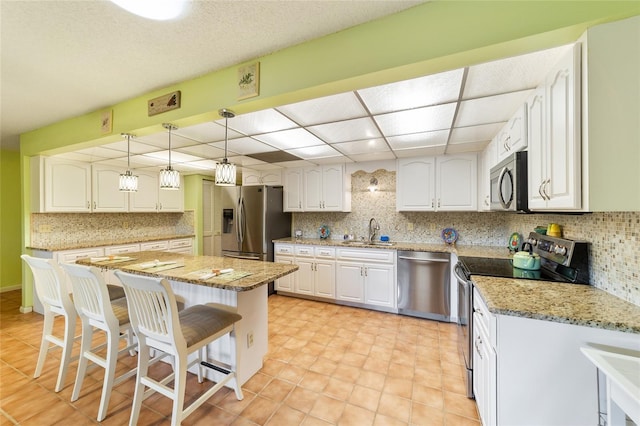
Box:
77;251;298;292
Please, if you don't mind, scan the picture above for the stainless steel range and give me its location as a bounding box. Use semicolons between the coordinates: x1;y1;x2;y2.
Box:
453;232;590;398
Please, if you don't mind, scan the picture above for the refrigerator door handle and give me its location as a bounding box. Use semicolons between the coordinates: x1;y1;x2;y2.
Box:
239;196;246;245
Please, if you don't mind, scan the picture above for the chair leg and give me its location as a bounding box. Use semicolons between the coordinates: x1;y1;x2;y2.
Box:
197;347;205;384
231;326;244;400
34;310;54;379
126;327;136;357
97;329;119;422
170;354;188;426
71;321;93;402
55;311;76;392
129;338;149;426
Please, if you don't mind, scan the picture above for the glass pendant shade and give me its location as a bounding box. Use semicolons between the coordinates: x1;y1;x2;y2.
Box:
119;133;138;191
160;166;180;190
160;123;180;190
215;108;237;186
215;160;236;186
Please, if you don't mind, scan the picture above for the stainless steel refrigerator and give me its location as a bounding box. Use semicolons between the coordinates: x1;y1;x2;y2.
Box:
220;185;291;292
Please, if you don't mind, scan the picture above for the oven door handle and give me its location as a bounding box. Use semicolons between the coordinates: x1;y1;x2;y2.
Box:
453;263;469;283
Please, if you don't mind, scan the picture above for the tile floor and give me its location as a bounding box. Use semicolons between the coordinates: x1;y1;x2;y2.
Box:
0;290;479;425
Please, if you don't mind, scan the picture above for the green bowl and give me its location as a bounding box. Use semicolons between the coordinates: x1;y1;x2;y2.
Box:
534;226;547;235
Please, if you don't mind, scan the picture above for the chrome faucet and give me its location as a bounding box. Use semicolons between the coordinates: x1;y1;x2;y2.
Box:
368;218;380;243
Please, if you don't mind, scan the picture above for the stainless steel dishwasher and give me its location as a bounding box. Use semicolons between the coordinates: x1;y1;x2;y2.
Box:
397;251;451;321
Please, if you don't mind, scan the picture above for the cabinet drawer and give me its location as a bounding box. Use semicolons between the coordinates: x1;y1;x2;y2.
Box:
275;244;294;255
314;246;335;259
336;248;395;263
295;245;314;257
57;248;104;264
140;241;169;251
105;243;140;255
169;238;192;249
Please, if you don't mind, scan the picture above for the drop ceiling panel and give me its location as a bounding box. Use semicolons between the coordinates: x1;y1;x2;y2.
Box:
446;141;488;153
374;103;456;136
175;121;242;143
394;145;447;157
177;144;227;159
102;140;161;155
173;159;217;172
142;150;204;164
226;155;268;166
242;163;283;171
134;131;200;149
277;92;367;126
210;136;279;155
271;160;316;168
358;69;464;114
307;117;381;143
224;109;297;135
129;154;167;166
287;144;342;159
332;138;390;155
72;146;125;160
254;128;325;150
449;123;505;144
454;90;533;127
312;156;354;165
348;151;396;162
386;130;449;150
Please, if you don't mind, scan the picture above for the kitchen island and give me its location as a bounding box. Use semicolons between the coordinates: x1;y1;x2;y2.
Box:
77;251;298;385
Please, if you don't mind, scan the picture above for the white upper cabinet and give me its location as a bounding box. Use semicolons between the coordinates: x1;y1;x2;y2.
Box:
397;154;477;211
496;103;528;162
283;168;304;212
92;164;128;212
36;157;92;212
478;139;497;211
128;170;184;212
242;169;282;186
284;164;351;212
528;44;581;211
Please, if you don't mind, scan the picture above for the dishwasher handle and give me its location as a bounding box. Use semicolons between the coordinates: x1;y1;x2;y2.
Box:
398;256;450;262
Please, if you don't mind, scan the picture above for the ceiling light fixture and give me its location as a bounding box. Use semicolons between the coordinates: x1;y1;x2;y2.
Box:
215;109;237;186
109;0;189;21
119;133;138;192
160;123;180;190
368;177;379;192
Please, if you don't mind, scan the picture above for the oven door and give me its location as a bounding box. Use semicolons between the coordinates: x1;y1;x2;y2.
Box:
454;262;474;398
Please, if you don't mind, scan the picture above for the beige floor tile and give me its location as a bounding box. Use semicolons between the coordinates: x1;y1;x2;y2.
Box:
410;400;445;425
348;384;381;412
265;404;305;425
309;394;346;424
285;386;320;414
356;370;386;391
377;393;411;423
339;403;376;425
260;378;295;402
300;370;330;393
239;395;279;425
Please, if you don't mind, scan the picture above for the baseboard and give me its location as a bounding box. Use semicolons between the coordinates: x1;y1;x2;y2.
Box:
0;284;22;293
19;306;33;314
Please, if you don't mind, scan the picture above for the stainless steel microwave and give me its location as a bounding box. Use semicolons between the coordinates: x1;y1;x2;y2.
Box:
490;151;528;212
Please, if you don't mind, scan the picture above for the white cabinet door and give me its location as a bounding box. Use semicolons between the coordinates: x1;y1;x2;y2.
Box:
44;158;91;212
479;139;497;211
396;157;436;211
274;256;295;292
336;262;364;303
528;44;581;211
92;165;128;212
242;170;262;186
320;165;344;211
363;263;395;308
168;237;192;254
295;259;315;295
158;176;184;212
496;104;528;162
303;167;323;211
314;260;336;299
242;169;282;186
129;171;159;212
436;154;478;211
283;168;304;212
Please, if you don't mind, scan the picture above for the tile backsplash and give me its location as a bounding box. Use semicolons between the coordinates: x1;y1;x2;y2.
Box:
30;211;194;248
293;170;640;306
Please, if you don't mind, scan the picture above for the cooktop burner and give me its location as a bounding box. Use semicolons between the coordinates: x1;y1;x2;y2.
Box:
458;232;590;284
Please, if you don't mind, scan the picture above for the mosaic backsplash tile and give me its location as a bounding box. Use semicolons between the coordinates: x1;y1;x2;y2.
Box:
31;211;194;248
293;170;640;306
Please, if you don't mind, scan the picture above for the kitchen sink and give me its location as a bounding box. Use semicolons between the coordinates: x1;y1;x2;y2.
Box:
371;242;395;246
341;241;395;246
341;241;367;246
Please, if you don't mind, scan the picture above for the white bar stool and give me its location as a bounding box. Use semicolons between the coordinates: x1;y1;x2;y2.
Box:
21;255;77;392
114;270;244;426
61;263;139;422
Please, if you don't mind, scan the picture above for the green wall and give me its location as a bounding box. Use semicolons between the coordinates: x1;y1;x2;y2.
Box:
17;1;640;308
1;150;23;290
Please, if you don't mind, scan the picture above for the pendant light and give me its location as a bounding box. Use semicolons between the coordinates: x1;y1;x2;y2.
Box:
159;123;180;190
215;108;236;186
119;133;138;192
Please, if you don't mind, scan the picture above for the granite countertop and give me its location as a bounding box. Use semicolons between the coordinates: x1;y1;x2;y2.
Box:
273;237;512;259
473;276;640;334
77;250;298;292
28;234;196;252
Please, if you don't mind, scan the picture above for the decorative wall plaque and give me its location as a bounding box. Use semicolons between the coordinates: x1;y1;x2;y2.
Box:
237;62;260;100
100;110;113;134
148;91;181;116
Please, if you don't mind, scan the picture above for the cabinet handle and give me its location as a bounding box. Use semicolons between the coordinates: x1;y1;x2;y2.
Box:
431;199;435;208
93;201;96;209
87;201;90;209
159;203;163;210
475;336;483;359
437;199;441;208
299;201;301;209
364;267;368;277
543;179;551;200
538;182;546;200
360;267;364;276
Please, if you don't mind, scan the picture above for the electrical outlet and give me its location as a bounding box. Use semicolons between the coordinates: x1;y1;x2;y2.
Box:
407;222;414;231
122;221;130;229
247;331;254;348
430;223;436;231
38;224;52;233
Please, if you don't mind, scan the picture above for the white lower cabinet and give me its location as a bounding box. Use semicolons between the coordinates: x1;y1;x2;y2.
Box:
293;246;336;299
274;244;295;292
336;247;396;311
473;286;639;426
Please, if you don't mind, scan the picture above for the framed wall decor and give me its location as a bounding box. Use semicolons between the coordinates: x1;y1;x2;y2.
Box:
100;110;113;134
237;62;260;100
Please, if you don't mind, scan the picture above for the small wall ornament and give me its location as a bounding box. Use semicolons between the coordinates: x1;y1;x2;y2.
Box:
237;61;260;100
100;110;113;134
